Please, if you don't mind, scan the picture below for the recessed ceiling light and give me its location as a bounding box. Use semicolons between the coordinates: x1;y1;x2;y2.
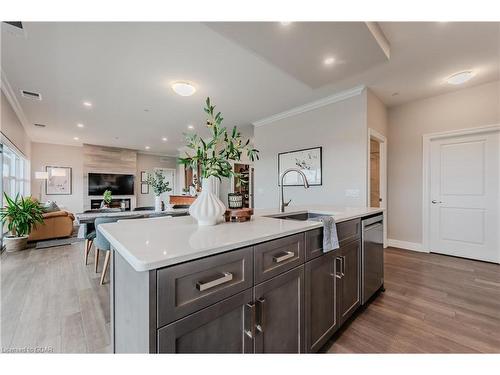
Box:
162;137;168;142
73;137;79;141
145;146;151;150
187;124;194;130
323;57;335;66
280;22;292;26
171;82;196;97
77;123;84;128
446;71;474;85
83;101;92;107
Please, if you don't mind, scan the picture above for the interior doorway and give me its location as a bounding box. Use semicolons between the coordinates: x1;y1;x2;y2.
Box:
368;129;387;246
423;126;499;263
370;138;381;207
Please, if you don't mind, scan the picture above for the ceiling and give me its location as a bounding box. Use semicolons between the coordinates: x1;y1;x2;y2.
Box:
1;22;499;154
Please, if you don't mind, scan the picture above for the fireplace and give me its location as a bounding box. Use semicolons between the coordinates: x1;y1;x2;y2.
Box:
90;198;131;211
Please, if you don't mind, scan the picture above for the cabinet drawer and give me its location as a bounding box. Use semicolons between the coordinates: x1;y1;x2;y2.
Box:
305;228;323;261
305;219;360;260
337;219;360;246
254;233;305;284
157;247;253;327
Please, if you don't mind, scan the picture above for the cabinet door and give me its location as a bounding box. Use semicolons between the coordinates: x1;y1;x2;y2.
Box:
157;289;254;353
305;252;339;353
338;240;361;325
254;266;305;353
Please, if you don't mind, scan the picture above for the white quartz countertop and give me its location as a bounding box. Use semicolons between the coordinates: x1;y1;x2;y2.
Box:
99;206;383;272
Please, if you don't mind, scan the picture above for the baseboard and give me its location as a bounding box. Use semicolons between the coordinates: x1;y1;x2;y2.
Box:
387;239;427;253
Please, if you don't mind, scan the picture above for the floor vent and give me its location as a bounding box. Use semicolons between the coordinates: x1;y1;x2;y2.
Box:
21;90;42;100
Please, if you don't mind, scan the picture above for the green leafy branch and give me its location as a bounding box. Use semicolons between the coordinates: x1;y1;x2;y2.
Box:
179;97;259;180
146;170;172;196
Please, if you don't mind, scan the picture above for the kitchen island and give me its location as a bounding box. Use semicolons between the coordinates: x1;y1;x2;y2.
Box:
100;206;384;353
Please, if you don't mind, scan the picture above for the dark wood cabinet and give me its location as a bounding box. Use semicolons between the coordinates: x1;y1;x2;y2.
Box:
113;217;376;353
253;266;305;353
304;251;339;353
337;239;361;325
157;289;254;353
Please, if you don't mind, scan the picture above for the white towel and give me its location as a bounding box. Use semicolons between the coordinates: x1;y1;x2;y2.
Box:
312;216;339;252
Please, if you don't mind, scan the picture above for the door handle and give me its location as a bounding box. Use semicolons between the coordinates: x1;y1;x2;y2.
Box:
244;302;256;338
256;298;265;333
431;200;443;204
341;256;346;276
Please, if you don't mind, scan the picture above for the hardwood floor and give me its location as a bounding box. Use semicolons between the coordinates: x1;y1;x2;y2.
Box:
1;242;111;353
2;244;499;353
324;247;500;353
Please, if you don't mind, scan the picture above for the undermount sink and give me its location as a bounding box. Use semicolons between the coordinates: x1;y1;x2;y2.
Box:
269;212;331;221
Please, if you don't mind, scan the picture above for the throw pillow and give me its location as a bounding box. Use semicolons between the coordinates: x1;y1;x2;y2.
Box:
41;201;60;213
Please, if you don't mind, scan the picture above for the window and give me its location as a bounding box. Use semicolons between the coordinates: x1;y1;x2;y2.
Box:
1;142;30;199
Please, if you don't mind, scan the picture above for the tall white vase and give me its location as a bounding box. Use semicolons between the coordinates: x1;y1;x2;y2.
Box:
189;176;226;226
154;196;162;212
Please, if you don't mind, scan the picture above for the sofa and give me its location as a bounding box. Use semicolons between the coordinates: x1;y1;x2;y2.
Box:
28;210;75;242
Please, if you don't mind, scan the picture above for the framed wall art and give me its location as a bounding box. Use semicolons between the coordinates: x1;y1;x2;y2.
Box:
46;166;72;195
278;147;322;186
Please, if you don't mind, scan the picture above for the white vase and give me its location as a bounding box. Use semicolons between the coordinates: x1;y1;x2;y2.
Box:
189;176;226;226
154;196;162;212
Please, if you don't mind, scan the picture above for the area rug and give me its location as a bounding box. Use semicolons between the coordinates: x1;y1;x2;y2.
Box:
35;237;84;249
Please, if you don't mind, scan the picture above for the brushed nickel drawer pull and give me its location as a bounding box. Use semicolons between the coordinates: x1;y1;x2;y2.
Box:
272;251;295;263
196;272;233;291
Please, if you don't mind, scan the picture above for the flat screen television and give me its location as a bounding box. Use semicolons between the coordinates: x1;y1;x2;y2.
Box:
88;173;135;196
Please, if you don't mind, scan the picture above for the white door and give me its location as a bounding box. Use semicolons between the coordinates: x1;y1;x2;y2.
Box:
429;130;499;263
155;168;175;204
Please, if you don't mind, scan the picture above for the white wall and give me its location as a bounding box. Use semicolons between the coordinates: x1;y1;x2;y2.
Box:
1;92;31;158
30;142;84;213
30;142;178;213
136;153;177;207
253;91;368;209
367;89;388;137
387;81;500;244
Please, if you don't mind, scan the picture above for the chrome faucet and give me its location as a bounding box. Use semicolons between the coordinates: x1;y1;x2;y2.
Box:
279;168;310;212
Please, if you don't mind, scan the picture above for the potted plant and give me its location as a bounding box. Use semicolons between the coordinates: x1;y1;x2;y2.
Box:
101;190;113;208
179;97;259;225
146;170;172;212
0;193;44;252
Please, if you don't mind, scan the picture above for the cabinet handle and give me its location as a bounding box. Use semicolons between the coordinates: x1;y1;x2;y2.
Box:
341;256;346;276
256;298;266;333
335;257;342;279
196;272;233;291
244;302;256;338
273;251;295;263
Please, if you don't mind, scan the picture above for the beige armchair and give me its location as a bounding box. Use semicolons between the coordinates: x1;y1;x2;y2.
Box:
28;210;75;242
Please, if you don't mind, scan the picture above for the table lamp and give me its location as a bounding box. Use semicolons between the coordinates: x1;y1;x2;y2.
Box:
35;171;49;201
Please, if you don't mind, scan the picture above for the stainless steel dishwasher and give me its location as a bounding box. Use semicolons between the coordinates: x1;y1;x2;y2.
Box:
361;214;384;305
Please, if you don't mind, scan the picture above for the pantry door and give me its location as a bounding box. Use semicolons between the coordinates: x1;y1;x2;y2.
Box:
428;129;499;263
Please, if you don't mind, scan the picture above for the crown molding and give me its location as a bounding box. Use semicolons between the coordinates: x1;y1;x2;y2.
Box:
252;85;366;128
1;69;31;134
